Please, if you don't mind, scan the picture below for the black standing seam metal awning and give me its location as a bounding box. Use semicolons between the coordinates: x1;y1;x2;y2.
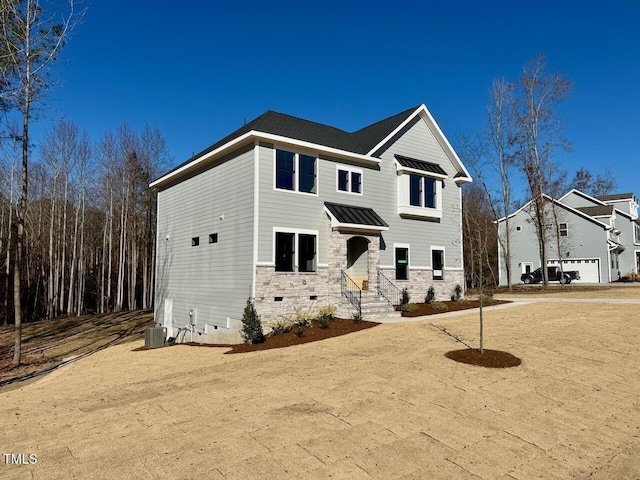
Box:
394;154;447;176
324;202;388;229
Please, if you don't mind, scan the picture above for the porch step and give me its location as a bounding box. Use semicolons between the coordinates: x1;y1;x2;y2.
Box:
359;290;401;319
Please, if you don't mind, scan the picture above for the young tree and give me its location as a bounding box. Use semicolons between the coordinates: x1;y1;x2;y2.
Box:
513;53;571;287
1;0;80;366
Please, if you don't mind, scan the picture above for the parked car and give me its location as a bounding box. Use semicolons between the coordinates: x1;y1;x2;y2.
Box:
521;266;580;284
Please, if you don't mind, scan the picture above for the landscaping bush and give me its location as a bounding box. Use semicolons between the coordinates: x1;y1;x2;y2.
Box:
456;298;472;306
451;284;462;302
318;316;330;329
241;297;265;344
317;305;336;322
352;311;362;323
401;288;410;305
425;286;435;304
430;301;448;311
293;325;306;337
267;315;295;336
402;303;419;313
293;308;313;328
479;295;496;305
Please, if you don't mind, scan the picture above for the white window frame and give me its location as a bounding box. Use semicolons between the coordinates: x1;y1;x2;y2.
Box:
521;262;533;274
430;246;445;280
559;222;568;237
397;173;443;219
272;227;319;273
273;147;318;196
336;165;363;195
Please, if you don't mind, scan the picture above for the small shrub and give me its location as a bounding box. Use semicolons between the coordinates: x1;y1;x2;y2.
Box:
318;316;330;329
479;295;496;305
452;284;462;302
293;325;306;337
241;297;265;344
402;303;419;313
401;288;410;305
352;311;362;323
317;305;336;322
425;286;435;304
456;298;472;306
293;308;313;327
430;301;448;311
267;315;294;336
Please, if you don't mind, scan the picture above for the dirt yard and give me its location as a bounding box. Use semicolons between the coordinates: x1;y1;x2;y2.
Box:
1;287;639;479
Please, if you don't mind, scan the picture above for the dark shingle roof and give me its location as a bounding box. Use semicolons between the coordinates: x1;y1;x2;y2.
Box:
576;205;614;217
595;193;635;202
394;154;447;175
160;106;421;180
324;202;388;228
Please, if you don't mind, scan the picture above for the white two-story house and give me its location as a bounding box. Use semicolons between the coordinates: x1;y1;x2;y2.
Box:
151;104;472;343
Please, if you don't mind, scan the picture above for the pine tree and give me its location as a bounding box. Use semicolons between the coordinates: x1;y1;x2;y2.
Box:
241;297;265;344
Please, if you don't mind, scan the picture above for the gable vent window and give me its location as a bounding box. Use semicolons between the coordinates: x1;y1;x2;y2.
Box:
192;237;200;247
209;233;218;244
275;149;317;194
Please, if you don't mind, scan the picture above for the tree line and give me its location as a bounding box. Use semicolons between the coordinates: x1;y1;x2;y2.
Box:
0;0;169;365
0;119;169;322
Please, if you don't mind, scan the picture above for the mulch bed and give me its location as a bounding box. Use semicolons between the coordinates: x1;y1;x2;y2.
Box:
399;299;511;317
445;348;521;368
135;318;380;354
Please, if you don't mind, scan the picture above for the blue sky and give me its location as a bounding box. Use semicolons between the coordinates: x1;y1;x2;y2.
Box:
37;0;640;198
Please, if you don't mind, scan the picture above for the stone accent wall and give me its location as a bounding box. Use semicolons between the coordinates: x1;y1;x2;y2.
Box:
379;268;465;303
254;228;384;324
254;266;337;324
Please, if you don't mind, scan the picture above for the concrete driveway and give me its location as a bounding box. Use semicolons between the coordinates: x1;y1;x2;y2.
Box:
1;290;639;479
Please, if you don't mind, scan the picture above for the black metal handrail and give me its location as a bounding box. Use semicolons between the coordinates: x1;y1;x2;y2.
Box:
341;270;362;319
377;270;402;306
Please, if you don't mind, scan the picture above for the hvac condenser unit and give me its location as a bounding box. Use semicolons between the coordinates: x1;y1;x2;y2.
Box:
145;327;166;348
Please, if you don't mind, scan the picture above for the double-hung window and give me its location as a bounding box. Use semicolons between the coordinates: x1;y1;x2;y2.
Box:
274;230;317;273
337;166;362;194
559;223;568;237
396;156;445;219
275;149;317;194
409;175;437;209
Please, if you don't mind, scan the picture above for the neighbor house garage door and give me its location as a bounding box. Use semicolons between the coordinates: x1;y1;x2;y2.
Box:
548;259;600;283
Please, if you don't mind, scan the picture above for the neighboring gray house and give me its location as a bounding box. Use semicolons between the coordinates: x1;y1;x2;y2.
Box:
497;189;639;285
151;104;472;343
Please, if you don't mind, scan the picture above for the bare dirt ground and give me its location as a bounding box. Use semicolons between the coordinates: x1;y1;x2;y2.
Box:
0;310;154;389
1;287;640;479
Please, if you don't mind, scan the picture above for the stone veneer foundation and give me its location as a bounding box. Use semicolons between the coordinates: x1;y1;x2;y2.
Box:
379;268;465;303
253;226;464;325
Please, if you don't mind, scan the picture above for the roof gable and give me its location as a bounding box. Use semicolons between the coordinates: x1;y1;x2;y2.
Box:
558;189;605;207
151;104;473;188
497;193;610;230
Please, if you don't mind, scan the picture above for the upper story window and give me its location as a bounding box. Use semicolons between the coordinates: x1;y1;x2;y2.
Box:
635;221;640;243
275;149;317;194
395;155;445;220
337;166;362;194
559;223;568;237
409;175;436;208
